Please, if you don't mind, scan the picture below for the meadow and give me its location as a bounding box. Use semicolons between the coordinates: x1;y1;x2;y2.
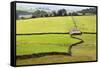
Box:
16;34;80;56
16;16;96;34
16;16;96;65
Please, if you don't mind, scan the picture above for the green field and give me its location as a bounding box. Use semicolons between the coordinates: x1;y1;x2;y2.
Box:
16;16;96;65
16;34;80;55
16;34;96;65
16;16;96;34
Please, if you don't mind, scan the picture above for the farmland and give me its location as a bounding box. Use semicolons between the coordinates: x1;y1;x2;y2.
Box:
16;16;96;34
16;16;96;65
16;34;80;56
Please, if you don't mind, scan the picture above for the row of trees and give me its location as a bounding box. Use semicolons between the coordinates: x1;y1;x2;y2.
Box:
78;7;96;15
32;9;67;18
31;7;96;18
16;7;96;19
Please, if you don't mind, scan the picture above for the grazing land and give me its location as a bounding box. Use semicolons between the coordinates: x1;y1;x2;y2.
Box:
16;16;96;65
16;16;96;34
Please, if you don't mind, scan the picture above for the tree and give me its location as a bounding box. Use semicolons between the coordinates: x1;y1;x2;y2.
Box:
32;10;41;17
68;12;72;16
40;10;48;17
71;12;78;16
32;10;48;18
52;11;57;16
57;9;67;16
82;12;85;15
77;7;96;15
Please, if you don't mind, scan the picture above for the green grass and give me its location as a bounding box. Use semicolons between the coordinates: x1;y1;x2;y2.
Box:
75;16;96;32
16;34;79;55
16;34;96;65
16;16;96;34
16;16;96;65
16;16;73;34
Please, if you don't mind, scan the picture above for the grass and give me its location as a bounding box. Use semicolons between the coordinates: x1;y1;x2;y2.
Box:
16;34;79;55
16;16;96;65
16;16;96;34
75;16;96;32
16;34;96;65
16;16;73;34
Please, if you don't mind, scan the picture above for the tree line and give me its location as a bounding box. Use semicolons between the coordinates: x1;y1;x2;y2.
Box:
32;7;96;18
31;9;68;18
16;7;96;19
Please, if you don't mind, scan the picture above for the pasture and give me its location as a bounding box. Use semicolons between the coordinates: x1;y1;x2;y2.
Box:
16;16;96;34
16;16;96;65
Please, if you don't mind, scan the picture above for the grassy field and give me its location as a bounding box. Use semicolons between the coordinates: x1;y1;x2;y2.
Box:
16;16;96;34
16;34;96;65
16;34;80;55
16;16;96;65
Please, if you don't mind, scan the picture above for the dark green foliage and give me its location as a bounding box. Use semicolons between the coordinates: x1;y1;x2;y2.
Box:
57;9;67;16
16;7;96;19
52;11;57;16
77;7;96;15
32;10;48;17
71;12;78;16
